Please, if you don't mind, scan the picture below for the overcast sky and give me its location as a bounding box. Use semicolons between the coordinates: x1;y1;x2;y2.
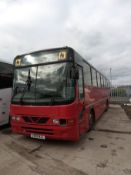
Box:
0;0;131;85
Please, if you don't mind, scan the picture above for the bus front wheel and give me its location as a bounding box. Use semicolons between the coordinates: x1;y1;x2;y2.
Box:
89;111;95;131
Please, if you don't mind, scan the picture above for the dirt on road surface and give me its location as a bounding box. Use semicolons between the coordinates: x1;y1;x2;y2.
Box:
0;105;131;175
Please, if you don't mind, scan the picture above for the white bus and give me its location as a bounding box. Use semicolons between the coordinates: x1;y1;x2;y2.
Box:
0;61;12;126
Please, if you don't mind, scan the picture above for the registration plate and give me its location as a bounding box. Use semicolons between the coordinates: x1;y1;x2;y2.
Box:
30;133;45;140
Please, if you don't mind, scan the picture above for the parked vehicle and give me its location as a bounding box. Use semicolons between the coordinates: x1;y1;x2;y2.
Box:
10;47;110;141
0;61;12;125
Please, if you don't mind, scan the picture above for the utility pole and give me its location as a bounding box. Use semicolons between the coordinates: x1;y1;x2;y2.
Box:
110;68;112;86
109;68;113;98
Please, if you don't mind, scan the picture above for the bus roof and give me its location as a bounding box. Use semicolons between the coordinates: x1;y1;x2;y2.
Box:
14;46;109;82
16;46;71;58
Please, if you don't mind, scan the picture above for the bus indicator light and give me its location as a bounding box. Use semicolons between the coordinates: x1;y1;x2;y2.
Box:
68;119;75;125
12;116;16;120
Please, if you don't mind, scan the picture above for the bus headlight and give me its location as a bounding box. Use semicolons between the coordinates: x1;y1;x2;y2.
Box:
53;119;60;125
16;116;20;121
52;119;67;126
11;116;20;121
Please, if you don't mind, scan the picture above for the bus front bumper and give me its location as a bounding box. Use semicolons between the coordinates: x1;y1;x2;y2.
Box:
11;123;79;141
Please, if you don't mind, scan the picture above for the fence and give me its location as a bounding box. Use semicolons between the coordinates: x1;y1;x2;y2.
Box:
110;85;131;104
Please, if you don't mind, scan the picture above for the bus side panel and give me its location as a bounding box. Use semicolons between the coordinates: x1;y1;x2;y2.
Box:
89;87;109;120
83;85;109;129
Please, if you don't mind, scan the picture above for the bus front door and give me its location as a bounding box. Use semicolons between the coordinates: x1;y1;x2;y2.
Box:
77;66;87;135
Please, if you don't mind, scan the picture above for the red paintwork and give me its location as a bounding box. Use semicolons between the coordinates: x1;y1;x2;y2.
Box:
10;83;110;141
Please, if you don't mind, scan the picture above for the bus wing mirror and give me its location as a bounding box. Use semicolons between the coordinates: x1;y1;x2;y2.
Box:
70;67;79;79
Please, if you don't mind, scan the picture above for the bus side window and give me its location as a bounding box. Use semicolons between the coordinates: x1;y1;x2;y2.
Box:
97;73;101;87
83;63;92;85
78;67;84;99
92;68;97;87
101;76;104;87
104;78;106;87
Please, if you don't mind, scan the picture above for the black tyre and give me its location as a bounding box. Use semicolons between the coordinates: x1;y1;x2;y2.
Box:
89;111;95;131
105;100;109;112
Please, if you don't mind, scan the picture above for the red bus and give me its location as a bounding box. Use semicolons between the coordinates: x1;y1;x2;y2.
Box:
10;47;110;141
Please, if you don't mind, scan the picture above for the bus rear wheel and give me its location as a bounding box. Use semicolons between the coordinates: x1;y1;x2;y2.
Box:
105;100;109;111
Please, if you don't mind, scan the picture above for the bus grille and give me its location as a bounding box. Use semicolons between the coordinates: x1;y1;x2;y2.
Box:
22;127;54;135
22;116;49;124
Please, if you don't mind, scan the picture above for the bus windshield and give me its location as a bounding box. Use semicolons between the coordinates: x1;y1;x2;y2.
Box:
12;62;75;105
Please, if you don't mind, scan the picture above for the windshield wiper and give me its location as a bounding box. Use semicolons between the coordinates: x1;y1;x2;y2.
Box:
12;86;19;100
20;69;32;104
